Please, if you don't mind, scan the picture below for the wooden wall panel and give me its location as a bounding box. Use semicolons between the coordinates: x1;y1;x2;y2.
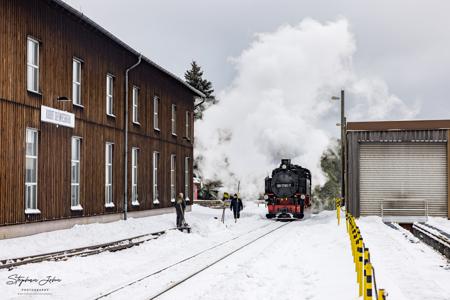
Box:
0;0;196;226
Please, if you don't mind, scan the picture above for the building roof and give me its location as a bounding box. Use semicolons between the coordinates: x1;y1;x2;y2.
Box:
51;0;205;98
347;120;450;131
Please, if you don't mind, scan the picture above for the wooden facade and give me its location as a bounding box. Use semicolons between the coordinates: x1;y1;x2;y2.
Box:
0;0;202;226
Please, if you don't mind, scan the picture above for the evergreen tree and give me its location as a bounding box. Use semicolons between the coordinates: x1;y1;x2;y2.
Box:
184;61;217;120
312;140;341;210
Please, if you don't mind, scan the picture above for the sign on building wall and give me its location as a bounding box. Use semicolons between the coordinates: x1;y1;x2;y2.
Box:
41;105;75;128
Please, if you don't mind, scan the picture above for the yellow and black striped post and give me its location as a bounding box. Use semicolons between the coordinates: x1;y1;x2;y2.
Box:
346;213;387;299
378;289;386;300
364;248;373;300
357;240;364;296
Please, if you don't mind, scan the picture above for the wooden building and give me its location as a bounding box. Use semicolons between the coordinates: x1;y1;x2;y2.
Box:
0;0;204;237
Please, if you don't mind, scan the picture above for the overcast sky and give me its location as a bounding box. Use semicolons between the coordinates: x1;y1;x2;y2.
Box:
63;0;450;119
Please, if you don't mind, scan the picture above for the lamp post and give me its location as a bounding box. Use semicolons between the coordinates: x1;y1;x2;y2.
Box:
332;90;345;206
56;96;71;109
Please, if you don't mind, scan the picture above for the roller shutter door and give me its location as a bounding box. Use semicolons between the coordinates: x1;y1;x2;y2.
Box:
359;143;447;217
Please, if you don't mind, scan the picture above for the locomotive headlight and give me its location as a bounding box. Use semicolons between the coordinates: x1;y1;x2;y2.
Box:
264;195;268;200
300;194;306;200
282;164;287;169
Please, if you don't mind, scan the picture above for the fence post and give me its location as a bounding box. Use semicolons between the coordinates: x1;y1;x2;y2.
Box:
378;289;386;300
357;234;363;296
365;252;373;299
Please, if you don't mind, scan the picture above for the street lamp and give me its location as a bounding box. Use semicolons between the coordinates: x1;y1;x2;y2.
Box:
331;90;345;206
56;96;71;102
56;96;72;112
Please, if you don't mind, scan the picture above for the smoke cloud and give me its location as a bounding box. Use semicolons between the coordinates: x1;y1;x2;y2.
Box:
195;18;419;198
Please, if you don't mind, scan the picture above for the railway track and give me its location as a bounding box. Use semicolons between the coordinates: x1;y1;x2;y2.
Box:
94;221;290;300
412;223;450;259
0;227;190;270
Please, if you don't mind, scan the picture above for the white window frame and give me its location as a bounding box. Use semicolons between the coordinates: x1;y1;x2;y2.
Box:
185;111;190;139
25;128;40;214
184;157;190;201
153;151;160;204
153;96;160;131
106;74;115;116
171;104;177;136
72;58;82;106
105;143;114;207
27;37;39;93
170;154;176;203
71;137;83;210
131;147;139;206
132;86;140;124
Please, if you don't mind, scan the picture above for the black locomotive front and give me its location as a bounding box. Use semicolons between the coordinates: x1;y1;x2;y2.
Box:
264;159;311;220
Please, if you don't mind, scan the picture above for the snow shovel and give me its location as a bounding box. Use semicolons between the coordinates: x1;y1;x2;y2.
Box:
179;205;191;233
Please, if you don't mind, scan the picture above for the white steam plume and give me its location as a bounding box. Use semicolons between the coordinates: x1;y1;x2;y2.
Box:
195;18;419;199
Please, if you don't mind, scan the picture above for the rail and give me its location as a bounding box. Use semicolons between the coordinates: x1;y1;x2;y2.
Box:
412;223;450;259
381;198;428;223
0;227;190;270
94;222;287;299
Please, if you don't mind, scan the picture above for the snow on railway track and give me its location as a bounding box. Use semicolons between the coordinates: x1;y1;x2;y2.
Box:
94;221;283;300
0;228;187;270
412;223;450;259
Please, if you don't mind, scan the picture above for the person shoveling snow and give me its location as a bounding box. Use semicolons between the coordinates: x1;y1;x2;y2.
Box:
175;193;189;231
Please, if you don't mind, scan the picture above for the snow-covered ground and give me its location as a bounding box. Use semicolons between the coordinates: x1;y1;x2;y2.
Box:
0;203;449;300
427;216;450;234
358;217;450;300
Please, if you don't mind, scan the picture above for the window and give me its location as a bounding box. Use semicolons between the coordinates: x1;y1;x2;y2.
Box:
25;128;39;213
72;59;82;106
106;75;114;116
132;86;139;124
184;157;190;201
170;154;176;203
27;37;39;93
71;137;82;210
105;143;114;207
171;104;177;135
185;111;190;139
153;96;159;130
153;151;160;204
131;147;139;206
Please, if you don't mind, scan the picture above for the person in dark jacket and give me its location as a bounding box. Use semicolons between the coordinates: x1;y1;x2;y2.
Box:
230;194;243;222
175;192;186;227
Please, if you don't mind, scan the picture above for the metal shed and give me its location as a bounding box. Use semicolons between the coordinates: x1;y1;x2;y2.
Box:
346;120;450;221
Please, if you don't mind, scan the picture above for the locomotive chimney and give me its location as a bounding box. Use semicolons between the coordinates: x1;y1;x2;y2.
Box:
281;159;291;166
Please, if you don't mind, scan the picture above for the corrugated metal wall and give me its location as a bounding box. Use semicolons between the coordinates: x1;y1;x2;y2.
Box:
359;143;447;217
347;129;448;217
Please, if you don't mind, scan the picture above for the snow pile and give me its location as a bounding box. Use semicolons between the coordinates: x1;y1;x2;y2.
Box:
195;18;419;198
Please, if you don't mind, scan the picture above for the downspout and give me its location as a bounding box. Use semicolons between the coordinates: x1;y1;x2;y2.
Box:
124;54;142;220
194;97;206;110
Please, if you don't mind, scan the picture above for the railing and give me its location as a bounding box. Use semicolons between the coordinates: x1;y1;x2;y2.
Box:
338;199;387;300
381;198;428;223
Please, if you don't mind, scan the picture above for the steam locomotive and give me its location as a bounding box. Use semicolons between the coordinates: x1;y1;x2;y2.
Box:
264;159;312;220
